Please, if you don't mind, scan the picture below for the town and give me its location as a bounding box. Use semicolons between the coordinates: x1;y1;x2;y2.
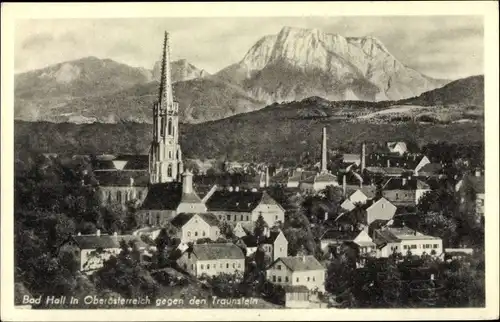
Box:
14;31;485;309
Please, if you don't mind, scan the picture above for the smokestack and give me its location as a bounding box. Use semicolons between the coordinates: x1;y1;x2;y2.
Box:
324;212;328;221
321;127;327;173
343;175;347;197
96;229;101;237
387;159;391;168
182;169;193;194
265;166;270;187
361;142;366;172
402;177;407;186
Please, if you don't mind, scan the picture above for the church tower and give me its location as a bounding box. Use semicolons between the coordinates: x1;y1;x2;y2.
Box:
149;32;183;184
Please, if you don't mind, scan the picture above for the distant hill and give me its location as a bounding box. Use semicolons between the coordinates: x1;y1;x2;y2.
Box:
398;75;484;107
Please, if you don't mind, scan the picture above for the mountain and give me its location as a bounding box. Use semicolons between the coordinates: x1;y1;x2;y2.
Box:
216;26;449;103
398;75;484;107
153;59;210;82
14;57;241;123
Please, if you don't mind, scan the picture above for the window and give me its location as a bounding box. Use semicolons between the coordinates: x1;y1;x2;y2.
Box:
202;231;206;237
227;215;231;221
195;231;198;237
183;263;187;269
138;191;142;199
246;215;249;221
117;191;122;203
226;263;229;268
191;264;194;270
277;265;282;270
285;276;289;282
233;263;236;268
207;264;210;269
161;117;165;136
403;245;408;250
278;276;282;282
275;215;278;220
240;215;243;221
395;193;399;200
187;231;191;237
433;244;439;248
107;191;112;203
313;277;315;282
168;151;172;159
157;214;161;225
411;245;417;249
201;264;204;269
167;164;172;177
307;277;310;282
167;118;172;135
280;247;283;252
238;263;241;268
296;277;299;282
272;276;276;282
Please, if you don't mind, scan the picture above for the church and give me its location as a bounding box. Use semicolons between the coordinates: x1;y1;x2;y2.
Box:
93;31;284;230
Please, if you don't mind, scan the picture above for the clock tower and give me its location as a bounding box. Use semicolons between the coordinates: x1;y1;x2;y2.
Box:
149;31;184;183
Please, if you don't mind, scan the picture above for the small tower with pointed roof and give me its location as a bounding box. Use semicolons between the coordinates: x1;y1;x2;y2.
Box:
149;31;183;183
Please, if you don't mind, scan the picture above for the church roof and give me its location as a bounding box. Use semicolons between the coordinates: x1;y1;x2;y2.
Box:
119;154;149;170
140;182;183;210
94;170;150;187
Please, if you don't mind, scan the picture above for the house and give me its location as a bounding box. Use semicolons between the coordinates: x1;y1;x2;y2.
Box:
387;141;408;155
342;153;361;166
319;228;375;255
299;172;339;194
415;163;444;178
266;255;326;292
205;189;285;227
137;170;207;226
456;170;485;218
372;227;443;258
340;186;377;211
336;197;397;226
381;177;431;207
170;213;221;244
286;169;317;188
284;285;311;308
176;243;245;277
236;228;288;261
94;170;149;207
364;153;430;178
132;226;163;241
235;235;260;257
60;230;149;274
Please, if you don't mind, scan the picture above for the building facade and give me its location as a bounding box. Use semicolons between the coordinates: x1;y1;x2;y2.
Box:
266;255;326;292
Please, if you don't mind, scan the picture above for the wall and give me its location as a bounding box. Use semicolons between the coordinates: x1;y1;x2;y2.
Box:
400;239;443;256
99;186;148;206
252;203;285;226
292;270;326;292
366;199;396;224
272;233;288;260
267;262;293;285
476;193;485;216
179;217;212;243
350;190;368;204
415;189;431;204
376;242;401;258
210;211;252;223
135;209;176;227
196;259;245;277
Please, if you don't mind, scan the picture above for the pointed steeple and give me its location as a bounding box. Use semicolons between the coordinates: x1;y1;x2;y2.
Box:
158;31;173;107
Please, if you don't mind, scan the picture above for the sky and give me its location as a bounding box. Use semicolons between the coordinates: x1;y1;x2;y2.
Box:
15;16;483;80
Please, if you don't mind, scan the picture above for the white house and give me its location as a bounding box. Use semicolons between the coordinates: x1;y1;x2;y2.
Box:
266;255;326;292
373;227;443;258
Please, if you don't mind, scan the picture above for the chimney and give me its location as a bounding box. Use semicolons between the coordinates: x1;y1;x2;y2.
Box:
228;186;234;192
361;142;366;172
387;159;391;168
130;177;134;186
265;166;270;187
475;169;481;177
235;186;240;192
321;127;327;173
182;169;193;194
342;175;347;197
324;212;328;221
96;229;101;237
77;232;81;236
302;255;306;262
430;274;435;281
402;177;407;186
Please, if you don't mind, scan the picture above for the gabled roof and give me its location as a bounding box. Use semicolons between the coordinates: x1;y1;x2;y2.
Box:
205;190;270;212
382;177;430;190
343;154;361;163
288;170;317;183
170;213;219;228
94;170;150;187
72;234;148;250
190;243;245;260
118;154;149;170
301;172;338;184
273;256;324;272
418;163;443;175
374;227;440;245
262;230;283;244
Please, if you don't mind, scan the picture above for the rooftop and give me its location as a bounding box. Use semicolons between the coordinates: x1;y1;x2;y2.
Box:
206;190;279;212
382;177;430;191
170;213;219;228
190;243;245;261
273;255;325;272
374;227;440;244
140;182;204;210
72;233;148;250
94;170;150;187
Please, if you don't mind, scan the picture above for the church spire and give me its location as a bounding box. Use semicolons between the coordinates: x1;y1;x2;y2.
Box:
158;31;173;107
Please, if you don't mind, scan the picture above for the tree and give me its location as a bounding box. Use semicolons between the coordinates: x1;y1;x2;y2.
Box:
253;214;267;239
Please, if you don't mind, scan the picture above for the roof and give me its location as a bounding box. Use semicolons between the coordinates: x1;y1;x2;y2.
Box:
366;153;425;170
191;243;245;260
170;213;219;228
382;177;430;190
365;166;407;176
205;190;271;212
140;182;182;210
387;141;408;152
118;154;149;170
193;173;262;189
418;163;443;175
301;172;338;184
140;183;204;210
72;234;148;250
343;154;361;163
287;170;317;183
274;256;325;272
347;186;377;199
374;227;440;245
320;229;361;241
262;230;282;244
94;170;150;187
